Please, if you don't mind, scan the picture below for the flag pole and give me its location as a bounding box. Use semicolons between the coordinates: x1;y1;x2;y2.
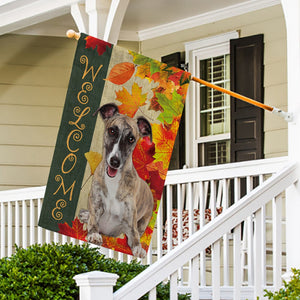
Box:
191;76;293;122
66;29;293;122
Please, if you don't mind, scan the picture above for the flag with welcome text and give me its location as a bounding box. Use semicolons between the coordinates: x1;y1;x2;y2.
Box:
38;33;191;257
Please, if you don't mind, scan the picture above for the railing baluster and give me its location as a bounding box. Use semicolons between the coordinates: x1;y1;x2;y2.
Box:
146;239;152;265
37;198;43;244
234;177;240;203
15;200;20;247
212;241;221;300
177;184;183;285
118;251;124;263
156;198;163;259
261;203;267;286
148;287;156;300
187;182;193;233
222;178;229;286
22;200;27;248
233;224;242;300
170;271;178;300
1;202;5;258
30;199;35;245
62;234;68;244
254;207;263;299
166;184;173;252
199;181;206;286
210;180;216;218
273;194;283;290
246;176;254;285
53;232;59;243
191;255;199;300
7;201;12;257
45;229;51;244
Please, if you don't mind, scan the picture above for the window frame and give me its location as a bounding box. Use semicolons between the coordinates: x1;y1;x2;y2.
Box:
185;31;239;167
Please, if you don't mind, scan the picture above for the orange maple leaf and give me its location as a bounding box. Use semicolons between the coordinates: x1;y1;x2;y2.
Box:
116;82;147;118
106;62;135;85
58;217;87;241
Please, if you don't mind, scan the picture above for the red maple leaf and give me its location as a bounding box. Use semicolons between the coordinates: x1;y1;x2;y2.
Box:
85;36;112;56
168;70;184;85
149;169;166;200
133;137;155;181
58;217;87;241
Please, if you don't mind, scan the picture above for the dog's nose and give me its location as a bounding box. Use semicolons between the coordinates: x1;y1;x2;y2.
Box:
110;156;120;169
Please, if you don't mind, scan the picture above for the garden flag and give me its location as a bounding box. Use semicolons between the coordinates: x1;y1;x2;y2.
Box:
38;33;191;257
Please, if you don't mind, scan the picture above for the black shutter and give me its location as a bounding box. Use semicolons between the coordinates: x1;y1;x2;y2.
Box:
230;34;264;162
161;52;185;169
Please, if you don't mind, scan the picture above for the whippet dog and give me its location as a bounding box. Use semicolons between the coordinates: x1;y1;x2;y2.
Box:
79;103;154;258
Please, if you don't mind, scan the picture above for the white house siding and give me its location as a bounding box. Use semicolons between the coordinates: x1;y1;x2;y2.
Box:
140;4;288;160
0;34;139;191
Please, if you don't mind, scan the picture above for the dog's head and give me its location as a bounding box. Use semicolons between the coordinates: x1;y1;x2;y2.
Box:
94;103;152;178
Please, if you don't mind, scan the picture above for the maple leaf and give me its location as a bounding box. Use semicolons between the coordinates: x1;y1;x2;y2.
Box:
135;63;151;81
132;137;155;181
147;160;168;180
168;70;185;85
180;71;192;85
58;217;87;241
129;50;153;65
106;62;135;85
85;36;112;56
116;82;147;118
85;151;102;175
157;91;184;124
149;169;166;200
152;121;179;169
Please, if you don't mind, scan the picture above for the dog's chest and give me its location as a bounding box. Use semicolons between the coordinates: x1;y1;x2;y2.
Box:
98;174;126;235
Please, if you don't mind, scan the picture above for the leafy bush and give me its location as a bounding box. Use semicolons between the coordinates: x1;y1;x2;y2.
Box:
0;243;190;300
264;268;300;299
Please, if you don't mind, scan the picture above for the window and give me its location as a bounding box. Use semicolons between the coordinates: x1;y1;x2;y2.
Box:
198;54;230;166
185;31;239;167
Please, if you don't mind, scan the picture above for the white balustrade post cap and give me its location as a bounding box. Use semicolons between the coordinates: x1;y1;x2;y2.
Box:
74;271;119;287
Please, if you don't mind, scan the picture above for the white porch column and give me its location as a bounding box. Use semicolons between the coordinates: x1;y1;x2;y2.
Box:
281;0;300;272
74;271;119;300
83;0;129;43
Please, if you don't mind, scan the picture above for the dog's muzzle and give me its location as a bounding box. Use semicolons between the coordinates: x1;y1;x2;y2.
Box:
107;156;120;178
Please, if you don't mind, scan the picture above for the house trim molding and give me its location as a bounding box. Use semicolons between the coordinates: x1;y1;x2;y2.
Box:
137;0;280;41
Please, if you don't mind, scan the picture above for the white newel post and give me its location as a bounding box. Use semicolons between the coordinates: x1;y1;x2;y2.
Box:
74;271;119;300
281;0;300;274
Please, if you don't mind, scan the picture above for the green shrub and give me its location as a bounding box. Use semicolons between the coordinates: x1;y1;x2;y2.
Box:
264;268;300;299
0;243;190;300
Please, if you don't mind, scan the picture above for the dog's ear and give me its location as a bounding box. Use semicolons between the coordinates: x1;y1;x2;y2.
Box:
137;117;152;142
93;103;119;119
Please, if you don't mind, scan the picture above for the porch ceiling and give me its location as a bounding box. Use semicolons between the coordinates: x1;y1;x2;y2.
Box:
0;0;281;41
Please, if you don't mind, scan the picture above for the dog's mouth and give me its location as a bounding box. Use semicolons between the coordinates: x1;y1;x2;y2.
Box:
107;165;118;178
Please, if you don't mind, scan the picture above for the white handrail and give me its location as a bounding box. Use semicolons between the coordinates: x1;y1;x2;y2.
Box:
114;162;298;300
165;156;288;184
0;186;45;202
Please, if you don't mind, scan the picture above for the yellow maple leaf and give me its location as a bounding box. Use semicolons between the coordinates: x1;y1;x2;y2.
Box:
151;120;179;169
84;151;102;175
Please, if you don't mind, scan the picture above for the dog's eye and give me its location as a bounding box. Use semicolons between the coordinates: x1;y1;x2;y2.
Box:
128;136;135;144
108;128;117;136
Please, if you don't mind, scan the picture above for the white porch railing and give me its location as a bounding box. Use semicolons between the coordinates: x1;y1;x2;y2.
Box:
0;156;293;299
74;160;296;300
